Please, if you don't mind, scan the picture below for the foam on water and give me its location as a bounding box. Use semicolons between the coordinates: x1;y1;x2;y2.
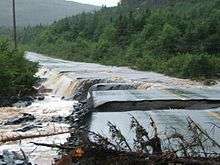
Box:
0;66;78;164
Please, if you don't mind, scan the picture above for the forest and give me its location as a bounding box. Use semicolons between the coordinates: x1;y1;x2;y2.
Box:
19;0;220;80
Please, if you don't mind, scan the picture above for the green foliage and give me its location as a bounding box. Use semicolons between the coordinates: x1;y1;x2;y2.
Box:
19;0;220;79
164;54;216;78
0;38;38;97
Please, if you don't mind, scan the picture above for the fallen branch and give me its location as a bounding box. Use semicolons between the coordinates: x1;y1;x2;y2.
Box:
0;130;70;143
30;142;73;150
187;117;220;149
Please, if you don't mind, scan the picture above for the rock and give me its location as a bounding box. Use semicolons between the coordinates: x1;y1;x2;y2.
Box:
0;150;31;165
79;100;87;104
13;101;32;108
14;160;24;165
53;155;62;163
15;124;42;132
33;85;52;94
21;96;34;102
203;79;217;86
72;79;105;101
0;97;18;107
64;116;70;121
3;150;14;165
11;151;25;160
50;116;65;123
0;96;34;107
10;96;20;103
72;92;82;100
62;97;73;101
37;96;45;101
90;83;136;92
0;160;6;165
73;103;83;111
4;113;36;125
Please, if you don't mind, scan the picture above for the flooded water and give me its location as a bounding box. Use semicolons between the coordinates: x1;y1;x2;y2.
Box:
0;91;75;165
0;52;219;164
26;52;205;89
0;53;79;164
90;108;220;153
90;108;220;141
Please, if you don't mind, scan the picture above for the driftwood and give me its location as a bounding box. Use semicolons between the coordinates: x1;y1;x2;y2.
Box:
56;141;220;165
69;116;220;164
4;114;218;165
0;130;70;143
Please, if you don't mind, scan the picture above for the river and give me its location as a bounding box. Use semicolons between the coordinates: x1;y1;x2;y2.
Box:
0;52;219;164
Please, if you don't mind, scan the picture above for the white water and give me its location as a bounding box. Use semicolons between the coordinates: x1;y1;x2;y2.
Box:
0;52;219;164
26;52;208;90
0;67;77;164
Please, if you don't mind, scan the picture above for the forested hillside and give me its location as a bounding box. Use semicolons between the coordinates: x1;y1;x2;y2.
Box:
0;0;100;26
20;0;220;80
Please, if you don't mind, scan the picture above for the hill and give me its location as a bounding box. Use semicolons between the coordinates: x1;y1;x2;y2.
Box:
20;0;220;80
0;0;100;26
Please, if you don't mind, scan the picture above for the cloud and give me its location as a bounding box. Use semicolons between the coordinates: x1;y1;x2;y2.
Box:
66;0;120;7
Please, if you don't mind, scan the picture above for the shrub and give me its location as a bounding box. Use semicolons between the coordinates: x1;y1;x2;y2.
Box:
0;38;38;97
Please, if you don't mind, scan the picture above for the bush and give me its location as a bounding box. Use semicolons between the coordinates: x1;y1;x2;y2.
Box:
182;54;214;78
0;38;38;97
164;53;218;79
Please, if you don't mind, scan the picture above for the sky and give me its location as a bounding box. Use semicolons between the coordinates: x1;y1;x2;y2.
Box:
67;0;120;7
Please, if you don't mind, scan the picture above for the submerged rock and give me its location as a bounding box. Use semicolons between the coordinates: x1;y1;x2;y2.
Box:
0;150;31;165
50;116;66;123
0;96;34;107
203;79;217;86
0;97;20;107
14;160;25;165
4;113;36;125
13;101;32;108
15;124;42;132
0;160;7;165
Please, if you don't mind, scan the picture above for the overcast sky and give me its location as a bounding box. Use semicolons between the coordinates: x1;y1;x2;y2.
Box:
67;0;120;7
